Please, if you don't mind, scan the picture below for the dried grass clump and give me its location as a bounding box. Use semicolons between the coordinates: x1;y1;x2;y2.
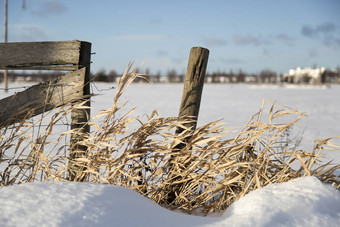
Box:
1;64;339;214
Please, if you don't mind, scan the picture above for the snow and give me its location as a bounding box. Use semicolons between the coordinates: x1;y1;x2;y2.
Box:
110;83;340;161
1;83;340;226
222;177;340;226
2;82;339;159
0;177;339;227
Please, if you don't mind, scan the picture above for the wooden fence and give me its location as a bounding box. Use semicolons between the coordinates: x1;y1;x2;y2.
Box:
0;40;91;181
0;42;210;184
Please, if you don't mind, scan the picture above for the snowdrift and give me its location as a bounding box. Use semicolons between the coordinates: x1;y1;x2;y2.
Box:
0;176;339;227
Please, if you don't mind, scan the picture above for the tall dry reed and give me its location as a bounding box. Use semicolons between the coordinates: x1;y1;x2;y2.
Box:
0;64;339;213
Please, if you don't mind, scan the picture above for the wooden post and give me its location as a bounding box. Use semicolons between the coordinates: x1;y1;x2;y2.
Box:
3;0;8;92
167;47;209;204
68;42;91;181
0;40;91;181
176;47;209;140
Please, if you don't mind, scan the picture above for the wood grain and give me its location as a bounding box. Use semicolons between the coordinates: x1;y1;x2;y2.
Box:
177;47;209;134
0;41;83;70
0;68;86;128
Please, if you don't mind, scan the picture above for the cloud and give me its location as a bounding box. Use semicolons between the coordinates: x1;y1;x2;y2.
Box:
322;37;340;47
233;34;270;46
9;24;48;41
232;33;294;47
44;1;67;14
110;34;167;41
301;25;315;37
32;1;67;16
302;23;336;37
301;22;339;46
202;37;227;47
276;33;295;45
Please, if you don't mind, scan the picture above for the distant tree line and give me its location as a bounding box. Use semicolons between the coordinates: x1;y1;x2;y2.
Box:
1;67;340;84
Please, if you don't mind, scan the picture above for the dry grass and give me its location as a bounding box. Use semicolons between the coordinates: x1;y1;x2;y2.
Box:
1;64;339;213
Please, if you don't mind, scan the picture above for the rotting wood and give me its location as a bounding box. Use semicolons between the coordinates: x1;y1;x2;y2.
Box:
4;0;8;92
0;40;92;182
0;68;86;128
167;47;209;204
68;41;92;182
0;41;82;71
176;47;210;140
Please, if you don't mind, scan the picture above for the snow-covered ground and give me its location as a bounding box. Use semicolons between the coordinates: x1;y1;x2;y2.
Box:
0;177;339;226
96;83;340;161
1;82;340;226
2;82;339;158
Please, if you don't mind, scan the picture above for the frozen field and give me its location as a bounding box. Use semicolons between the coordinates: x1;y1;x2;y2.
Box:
1;82;340;163
1;82;340;226
92;82;340;162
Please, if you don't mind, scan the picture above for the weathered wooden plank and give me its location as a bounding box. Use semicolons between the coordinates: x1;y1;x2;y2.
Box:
2;65;79;71
0;68;86;128
0;41;82;70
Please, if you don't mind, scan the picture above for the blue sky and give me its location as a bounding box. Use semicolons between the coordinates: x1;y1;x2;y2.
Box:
1;0;340;75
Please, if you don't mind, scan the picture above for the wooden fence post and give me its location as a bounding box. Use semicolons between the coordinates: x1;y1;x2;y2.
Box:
167;47;209;203
4;0;8;92
176;47;209;143
68;41;92;181
0;40;92;181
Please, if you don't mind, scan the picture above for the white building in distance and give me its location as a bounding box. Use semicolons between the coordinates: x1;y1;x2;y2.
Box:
283;67;325;84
